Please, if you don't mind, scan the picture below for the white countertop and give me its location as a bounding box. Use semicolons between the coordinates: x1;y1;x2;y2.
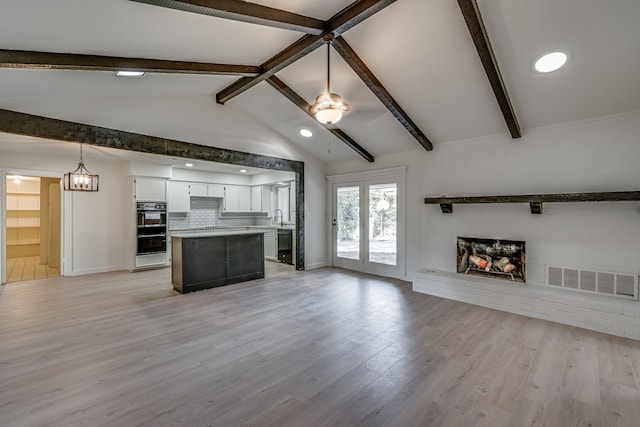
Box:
171;230;268;238
169;225;295;234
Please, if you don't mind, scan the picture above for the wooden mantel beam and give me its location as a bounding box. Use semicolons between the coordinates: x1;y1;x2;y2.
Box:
425;191;640;214
0;49;260;76
216;0;397;104
456;0;521;138
266;76;375;163
129;0;325;34
331;36;433;151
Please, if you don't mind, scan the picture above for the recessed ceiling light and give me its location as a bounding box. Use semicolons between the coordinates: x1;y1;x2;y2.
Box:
240;169;247;173
299;128;313;138
533;50;569;73
185;163;194;167
114;70;146;78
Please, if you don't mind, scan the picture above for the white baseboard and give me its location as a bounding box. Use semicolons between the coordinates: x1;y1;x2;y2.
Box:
305;262;328;270
70;265;127;276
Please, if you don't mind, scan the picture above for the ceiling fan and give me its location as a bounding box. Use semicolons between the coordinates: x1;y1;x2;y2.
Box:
309;41;350;125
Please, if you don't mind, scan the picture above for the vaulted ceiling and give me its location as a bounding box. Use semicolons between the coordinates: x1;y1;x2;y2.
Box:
0;0;639;166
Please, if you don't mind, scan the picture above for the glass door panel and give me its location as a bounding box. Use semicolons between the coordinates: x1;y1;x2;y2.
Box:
336;186;360;261
368;183;397;266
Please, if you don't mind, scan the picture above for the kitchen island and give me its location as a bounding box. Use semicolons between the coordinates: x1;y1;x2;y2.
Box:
171;230;264;294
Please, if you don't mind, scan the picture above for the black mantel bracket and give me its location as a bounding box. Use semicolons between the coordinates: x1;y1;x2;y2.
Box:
424;191;640;214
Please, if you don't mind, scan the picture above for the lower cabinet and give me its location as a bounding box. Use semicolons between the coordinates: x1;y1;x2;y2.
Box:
171;233;264;294
264;230;276;260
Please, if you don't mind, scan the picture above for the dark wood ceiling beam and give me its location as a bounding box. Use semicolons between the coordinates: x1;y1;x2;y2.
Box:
328;0;396;36
216;0;397;104
129;0;325;34
331;36;433;151
0;49;260;76
217;34;327;104
457;0;521;138
0;108;302;173
266;76;374;163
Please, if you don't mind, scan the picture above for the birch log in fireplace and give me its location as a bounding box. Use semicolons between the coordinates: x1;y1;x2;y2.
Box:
457;237;526;282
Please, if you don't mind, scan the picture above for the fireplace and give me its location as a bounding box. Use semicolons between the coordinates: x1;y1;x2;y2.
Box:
457;237;526;283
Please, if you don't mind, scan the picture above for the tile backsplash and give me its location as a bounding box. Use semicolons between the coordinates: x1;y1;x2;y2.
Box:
169;197;275;230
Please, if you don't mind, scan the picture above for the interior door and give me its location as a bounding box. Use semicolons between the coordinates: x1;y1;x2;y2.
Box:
332;178;404;279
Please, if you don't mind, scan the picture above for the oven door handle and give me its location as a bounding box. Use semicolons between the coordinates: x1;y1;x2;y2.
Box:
138;234;167;238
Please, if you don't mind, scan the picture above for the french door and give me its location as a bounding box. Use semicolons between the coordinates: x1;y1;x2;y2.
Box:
330;168;405;279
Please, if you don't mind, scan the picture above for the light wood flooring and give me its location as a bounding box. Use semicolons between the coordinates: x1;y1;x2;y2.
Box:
1;264;639;427
5;256;60;283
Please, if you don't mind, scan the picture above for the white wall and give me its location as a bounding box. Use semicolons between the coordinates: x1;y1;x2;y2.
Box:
171;168;253;185
66;163;127;275
301;159;327;269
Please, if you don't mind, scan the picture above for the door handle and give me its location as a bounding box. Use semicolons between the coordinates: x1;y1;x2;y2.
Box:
332;219;337;226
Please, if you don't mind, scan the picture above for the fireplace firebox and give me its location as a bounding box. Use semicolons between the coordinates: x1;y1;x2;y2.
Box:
457;237;526;283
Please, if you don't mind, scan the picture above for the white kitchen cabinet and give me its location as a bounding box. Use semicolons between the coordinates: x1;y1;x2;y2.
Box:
224;185;251;212
189;182;224;198
250;185;272;213
276;186;290;222
251;186;261;212
289;181;296;221
264;230;276;260
207;184;225;198
134;177;166;201
189;182;207;197
167;181;190;212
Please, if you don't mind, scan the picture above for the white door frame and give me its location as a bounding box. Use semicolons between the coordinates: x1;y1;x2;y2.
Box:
327;166;407;280
1;168;65;285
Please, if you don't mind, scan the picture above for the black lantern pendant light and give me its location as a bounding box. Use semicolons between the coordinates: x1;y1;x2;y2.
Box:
63;142;99;192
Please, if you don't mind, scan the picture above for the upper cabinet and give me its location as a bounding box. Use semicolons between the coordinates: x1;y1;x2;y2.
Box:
251;185;272;213
167;181;190;213
289;181;296;220
135;177;166;201
165;180;272;214
207;184;225;198
224;185;251;212
188;183;225;199
188;182;207;197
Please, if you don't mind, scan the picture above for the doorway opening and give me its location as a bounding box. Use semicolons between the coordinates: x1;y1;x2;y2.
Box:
5;174;61;282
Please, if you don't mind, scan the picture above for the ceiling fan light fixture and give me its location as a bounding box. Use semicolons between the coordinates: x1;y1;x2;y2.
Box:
310;92;350;125
309;41;350;125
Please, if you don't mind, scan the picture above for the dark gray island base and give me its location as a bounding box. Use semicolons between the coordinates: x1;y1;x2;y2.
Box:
171;231;265;294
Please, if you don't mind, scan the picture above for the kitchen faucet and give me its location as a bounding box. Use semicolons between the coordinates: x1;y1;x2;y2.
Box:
273;209;283;226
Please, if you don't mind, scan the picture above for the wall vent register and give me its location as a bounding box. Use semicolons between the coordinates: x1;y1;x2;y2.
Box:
547;266;638;300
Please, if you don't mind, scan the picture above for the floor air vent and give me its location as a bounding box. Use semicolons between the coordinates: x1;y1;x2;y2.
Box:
547;266;638;300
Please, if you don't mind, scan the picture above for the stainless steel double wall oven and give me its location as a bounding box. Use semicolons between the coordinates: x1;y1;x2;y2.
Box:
136;202;167;255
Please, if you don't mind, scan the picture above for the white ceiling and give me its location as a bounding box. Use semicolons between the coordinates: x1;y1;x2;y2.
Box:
0;0;639;168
